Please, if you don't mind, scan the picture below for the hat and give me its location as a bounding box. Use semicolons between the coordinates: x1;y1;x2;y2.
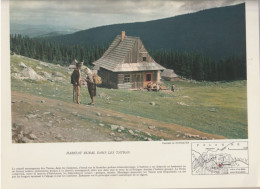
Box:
85;66;92;74
76;62;82;67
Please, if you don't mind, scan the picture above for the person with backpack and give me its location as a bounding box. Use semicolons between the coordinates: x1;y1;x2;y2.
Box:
84;68;96;105
71;62;82;104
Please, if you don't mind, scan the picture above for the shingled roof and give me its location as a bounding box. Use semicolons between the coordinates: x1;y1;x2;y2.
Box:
161;69;179;78
93;34;165;72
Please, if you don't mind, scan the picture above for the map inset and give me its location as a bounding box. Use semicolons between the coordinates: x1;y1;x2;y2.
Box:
191;141;248;175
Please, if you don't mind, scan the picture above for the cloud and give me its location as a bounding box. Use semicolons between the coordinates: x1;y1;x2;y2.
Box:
178;0;244;12
9;0;245;29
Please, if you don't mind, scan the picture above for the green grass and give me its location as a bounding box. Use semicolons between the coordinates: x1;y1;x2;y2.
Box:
11;55;248;139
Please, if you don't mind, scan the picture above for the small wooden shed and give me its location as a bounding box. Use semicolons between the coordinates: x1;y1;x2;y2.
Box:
93;31;165;89
68;59;78;69
161;69;180;81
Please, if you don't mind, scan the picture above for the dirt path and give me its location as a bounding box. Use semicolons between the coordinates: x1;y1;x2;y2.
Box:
11;91;226;143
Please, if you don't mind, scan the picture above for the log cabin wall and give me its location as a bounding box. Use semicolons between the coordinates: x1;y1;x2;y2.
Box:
117;72;132;89
99;68;118;89
137;39;154;63
117;71;159;89
125;39;155;63
131;71;144;89
125;40;138;63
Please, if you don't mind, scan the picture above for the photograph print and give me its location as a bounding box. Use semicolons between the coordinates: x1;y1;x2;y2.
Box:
9;0;247;143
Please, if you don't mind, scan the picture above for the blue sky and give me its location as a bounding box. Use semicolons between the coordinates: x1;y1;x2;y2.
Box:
10;0;244;30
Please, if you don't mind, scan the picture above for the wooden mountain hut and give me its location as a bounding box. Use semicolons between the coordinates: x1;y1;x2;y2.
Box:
161;69;180;81
93;31;165;89
68;59;78;69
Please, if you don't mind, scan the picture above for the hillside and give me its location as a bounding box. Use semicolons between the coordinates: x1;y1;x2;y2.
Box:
10;55;247;143
46;3;246;59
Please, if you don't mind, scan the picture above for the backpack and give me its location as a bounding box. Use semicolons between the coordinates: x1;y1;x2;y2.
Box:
93;74;102;85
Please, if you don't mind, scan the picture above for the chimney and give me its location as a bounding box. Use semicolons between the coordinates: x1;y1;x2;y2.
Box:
121;31;125;41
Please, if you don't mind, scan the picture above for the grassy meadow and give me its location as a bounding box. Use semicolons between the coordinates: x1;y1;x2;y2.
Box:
11;55;248;139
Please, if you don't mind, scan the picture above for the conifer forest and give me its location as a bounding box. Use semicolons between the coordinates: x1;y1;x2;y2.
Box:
10;34;246;81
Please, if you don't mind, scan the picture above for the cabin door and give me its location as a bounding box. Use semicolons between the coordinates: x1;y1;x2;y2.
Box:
143;73;152;88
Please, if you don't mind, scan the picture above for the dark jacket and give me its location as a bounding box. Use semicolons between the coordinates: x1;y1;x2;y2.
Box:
71;69;80;86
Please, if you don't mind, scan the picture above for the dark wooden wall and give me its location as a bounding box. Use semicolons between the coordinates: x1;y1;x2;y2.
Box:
99;68;160;89
118;70;159;89
125;39;156;63
99;68;118;88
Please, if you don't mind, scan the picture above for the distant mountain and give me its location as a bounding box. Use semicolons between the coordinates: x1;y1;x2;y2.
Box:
37;31;76;38
10;23;79;38
46;3;246;59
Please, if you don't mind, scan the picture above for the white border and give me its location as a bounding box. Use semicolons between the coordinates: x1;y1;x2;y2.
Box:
1;0;260;188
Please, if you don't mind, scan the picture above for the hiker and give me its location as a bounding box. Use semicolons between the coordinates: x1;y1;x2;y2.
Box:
71;62;82;104
171;84;175;92
85;68;96;105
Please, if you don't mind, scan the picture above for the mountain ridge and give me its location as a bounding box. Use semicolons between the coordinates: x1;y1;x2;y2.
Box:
45;3;246;59
10;23;80;38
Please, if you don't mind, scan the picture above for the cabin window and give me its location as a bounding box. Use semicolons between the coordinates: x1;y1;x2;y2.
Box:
142;57;147;61
145;73;152;82
124;74;130;83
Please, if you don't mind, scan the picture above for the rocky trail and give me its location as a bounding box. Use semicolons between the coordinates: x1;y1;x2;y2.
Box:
11;91;226;143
